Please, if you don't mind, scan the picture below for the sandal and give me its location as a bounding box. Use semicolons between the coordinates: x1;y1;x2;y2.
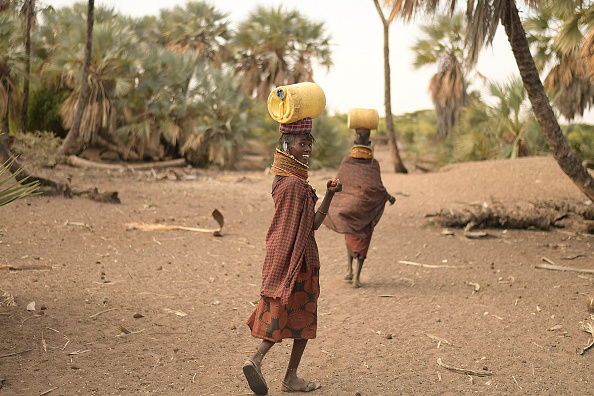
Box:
281;379;321;392
243;359;268;395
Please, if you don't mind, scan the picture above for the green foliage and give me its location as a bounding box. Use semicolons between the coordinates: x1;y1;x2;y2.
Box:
252;108;350;170
434;76;552;165
157;1;232;66
181;63;258;169
0;12;26;122
564;123;594;162
308;112;351;170
0;157;39;206
26;87;68;137
11;130;62;167
411;12;469;139
234;5;332;100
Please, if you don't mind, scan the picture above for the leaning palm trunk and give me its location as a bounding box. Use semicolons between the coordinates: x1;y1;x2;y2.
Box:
373;0;408;173
501;0;594;201
57;0;94;158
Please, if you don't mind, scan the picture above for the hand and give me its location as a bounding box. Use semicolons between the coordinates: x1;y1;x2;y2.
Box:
389;195;396;205
327;178;342;193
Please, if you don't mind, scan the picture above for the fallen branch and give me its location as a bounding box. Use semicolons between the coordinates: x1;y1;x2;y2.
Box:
68;155;186;170
71;188;120;204
398;260;465;269
126;209;224;237
437;358;493;377
536;257;594;274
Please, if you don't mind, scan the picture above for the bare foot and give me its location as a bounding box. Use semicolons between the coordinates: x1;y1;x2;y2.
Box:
344;273;353;281
353;280;361;288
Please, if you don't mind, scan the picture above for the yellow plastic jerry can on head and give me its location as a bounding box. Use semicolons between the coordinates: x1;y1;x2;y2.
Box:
267;82;326;124
347;108;379;130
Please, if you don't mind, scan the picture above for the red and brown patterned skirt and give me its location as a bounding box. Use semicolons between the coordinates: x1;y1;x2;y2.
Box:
247;267;319;342
345;233;373;258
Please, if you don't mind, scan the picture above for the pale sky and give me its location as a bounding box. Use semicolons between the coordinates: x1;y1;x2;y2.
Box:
44;0;594;123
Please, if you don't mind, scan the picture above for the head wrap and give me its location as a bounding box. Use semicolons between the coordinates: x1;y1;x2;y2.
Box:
355;127;371;135
279;117;313;134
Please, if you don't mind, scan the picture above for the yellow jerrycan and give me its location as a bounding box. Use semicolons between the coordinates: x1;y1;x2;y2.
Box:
267;82;326;124
347;108;379;130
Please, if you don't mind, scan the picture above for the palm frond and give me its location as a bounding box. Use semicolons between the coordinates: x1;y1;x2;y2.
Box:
0;158;39;206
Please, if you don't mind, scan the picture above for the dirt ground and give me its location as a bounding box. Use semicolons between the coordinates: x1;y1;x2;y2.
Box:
1;146;593;395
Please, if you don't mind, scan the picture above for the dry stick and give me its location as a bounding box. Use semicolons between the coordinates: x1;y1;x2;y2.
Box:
67;349;90;356
436;358;493;377
89;307;118;318
39;386;58;396
536;257;594;274
0;264;53;271
0;349;32;358
398;260;465;269
426;334;452;348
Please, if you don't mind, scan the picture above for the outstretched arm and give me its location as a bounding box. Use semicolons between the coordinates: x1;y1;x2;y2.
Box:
313;179;342;230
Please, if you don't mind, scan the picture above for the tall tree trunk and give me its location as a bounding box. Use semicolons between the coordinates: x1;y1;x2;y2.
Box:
1;78;10;135
18;0;33;134
501;0;594;201
373;0;408;173
57;0;94;158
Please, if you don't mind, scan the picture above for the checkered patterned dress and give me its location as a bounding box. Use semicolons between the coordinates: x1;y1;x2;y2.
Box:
247;175;321;341
324;156;390;254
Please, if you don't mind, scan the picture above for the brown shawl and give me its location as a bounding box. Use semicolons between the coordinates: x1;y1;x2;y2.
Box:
324;156;390;239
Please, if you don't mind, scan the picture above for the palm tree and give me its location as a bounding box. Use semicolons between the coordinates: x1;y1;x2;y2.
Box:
51;3;140;159
384;0;594;201
180;62;257;169
412;12;469;139
56;0;94;157
158;1;232;67
0;10;25;136
116;47;200;160
451;77;544;162
372;0;408;173
234;5;332;101
18;0;36;134
524;0;594;120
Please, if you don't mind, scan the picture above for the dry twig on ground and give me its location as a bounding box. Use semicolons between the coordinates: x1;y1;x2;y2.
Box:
398;260;464;269
437;358;493;377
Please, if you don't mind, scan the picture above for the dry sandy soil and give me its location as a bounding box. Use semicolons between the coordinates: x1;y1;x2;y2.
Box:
1;147;593;395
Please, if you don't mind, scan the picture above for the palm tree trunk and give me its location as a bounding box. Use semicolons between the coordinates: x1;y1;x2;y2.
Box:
373;0;408;173
57;0;94;158
501;0;594;201
1;78;10;135
18;0;33;134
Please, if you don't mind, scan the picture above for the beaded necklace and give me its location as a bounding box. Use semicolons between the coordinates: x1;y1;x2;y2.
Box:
270;148;309;182
350;145;373;159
